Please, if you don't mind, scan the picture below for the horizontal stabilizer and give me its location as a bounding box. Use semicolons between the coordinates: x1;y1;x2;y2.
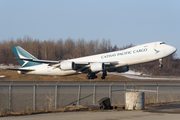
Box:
15;58;61;64
6;68;35;72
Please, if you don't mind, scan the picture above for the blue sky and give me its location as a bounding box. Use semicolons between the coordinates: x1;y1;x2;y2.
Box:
0;0;180;56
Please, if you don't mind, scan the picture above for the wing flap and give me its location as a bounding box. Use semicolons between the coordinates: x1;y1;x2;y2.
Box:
104;61;119;65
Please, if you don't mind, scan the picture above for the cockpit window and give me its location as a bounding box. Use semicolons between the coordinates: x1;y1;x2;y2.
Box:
160;42;165;45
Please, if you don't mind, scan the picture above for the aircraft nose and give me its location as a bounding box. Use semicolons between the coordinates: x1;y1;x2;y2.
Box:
168;45;177;54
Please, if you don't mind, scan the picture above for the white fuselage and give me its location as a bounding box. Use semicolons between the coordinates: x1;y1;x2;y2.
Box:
19;42;176;76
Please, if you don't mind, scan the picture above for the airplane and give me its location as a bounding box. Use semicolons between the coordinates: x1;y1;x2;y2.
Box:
7;41;176;79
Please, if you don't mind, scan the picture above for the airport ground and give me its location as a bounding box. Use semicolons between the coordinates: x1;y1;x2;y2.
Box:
0;69;151;81
1;69;180;81
1;108;180;120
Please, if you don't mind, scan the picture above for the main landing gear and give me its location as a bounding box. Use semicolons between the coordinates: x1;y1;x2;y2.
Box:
86;71;107;79
101;71;107;79
86;73;97;79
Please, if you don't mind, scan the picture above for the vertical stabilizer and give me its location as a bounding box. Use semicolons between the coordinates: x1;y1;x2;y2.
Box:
11;46;42;67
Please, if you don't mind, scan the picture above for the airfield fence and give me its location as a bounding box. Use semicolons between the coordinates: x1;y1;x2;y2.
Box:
1;82;180;112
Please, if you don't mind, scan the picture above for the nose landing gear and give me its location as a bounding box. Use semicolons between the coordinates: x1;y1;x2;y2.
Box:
159;59;163;67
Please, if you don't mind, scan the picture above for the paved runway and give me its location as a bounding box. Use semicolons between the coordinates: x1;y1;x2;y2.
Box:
1;110;180;120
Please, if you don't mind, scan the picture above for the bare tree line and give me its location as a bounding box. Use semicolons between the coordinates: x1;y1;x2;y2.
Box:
0;36;116;65
0;36;179;76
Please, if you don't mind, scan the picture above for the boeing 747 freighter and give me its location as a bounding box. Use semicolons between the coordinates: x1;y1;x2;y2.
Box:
8;42;176;79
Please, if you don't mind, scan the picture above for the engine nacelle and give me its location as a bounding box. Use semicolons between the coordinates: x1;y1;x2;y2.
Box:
90;63;105;72
116;66;129;73
60;61;76;70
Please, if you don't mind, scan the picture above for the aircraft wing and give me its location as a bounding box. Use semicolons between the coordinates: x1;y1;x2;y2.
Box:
74;61;119;65
15;58;119;66
15;57;120;73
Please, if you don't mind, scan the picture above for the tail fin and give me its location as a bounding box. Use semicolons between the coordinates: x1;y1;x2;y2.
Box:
11;46;42;67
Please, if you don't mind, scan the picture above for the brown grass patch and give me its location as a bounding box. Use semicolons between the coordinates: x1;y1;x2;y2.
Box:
0;106;91;117
0;69;132;81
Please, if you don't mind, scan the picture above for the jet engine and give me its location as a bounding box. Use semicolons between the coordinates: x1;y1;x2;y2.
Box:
60;61;76;70
90;63;105;72
116;66;129;73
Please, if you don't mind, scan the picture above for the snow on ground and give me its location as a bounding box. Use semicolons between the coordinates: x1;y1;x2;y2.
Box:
109;70;180;80
120;70;144;76
0;75;5;78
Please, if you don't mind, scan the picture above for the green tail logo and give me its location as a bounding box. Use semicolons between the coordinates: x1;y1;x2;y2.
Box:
154;49;160;54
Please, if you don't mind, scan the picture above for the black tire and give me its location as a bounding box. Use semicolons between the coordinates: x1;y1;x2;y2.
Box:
159;64;163;67
101;76;105;79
